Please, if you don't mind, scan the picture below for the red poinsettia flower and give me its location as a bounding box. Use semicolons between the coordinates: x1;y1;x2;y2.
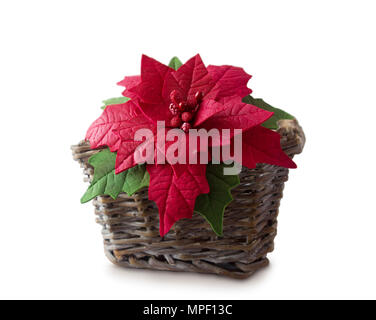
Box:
86;54;296;236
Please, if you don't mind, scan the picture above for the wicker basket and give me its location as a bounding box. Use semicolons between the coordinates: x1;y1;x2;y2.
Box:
72;119;305;278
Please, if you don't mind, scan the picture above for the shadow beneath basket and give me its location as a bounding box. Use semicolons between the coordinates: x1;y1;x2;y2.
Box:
104;258;272;286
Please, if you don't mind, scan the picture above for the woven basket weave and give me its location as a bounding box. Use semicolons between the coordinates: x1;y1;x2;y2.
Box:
72;119;305;278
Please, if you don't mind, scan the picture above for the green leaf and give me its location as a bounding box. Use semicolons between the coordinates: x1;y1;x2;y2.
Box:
101;96;130;110
89;148;116;184
80;149;149;203
122;164;150;196
80;149;118;203
242;95;294;130
194;163;240;236
168;56;183;70
104;170;126;199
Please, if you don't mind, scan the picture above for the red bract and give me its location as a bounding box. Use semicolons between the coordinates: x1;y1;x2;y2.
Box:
86;54;296;236
147;164;209;236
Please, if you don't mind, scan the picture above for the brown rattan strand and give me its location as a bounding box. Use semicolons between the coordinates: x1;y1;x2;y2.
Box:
71;119;305;278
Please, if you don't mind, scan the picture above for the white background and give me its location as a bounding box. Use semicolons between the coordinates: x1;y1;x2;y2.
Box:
1;0;375;300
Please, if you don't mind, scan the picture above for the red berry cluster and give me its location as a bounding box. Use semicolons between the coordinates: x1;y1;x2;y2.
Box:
169;90;203;132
